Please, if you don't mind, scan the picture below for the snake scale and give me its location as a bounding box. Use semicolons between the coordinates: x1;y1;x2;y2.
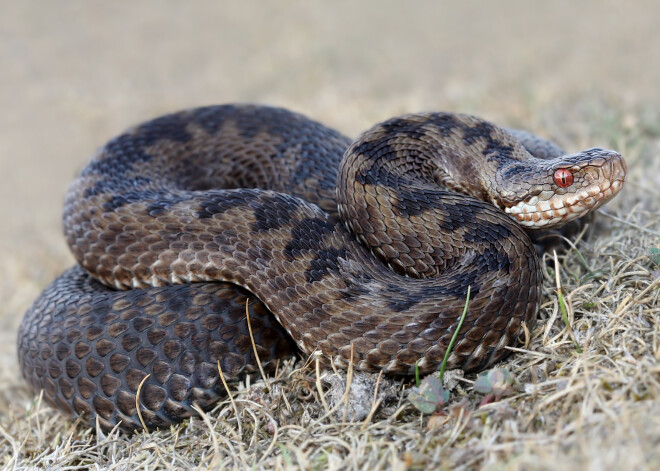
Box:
17;105;626;431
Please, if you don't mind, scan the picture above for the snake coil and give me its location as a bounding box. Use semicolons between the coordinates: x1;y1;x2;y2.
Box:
18;105;626;430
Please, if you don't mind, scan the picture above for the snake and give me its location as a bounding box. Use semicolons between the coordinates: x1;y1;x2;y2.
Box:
17;105;626;431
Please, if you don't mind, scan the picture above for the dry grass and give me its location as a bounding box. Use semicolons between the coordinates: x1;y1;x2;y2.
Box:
2;2;660;470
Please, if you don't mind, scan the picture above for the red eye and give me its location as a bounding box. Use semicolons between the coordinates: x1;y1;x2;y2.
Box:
553;168;574;188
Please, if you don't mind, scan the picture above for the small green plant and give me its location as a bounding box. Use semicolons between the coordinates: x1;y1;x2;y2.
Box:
474;367;515;406
409;287;470;414
408;376;450;414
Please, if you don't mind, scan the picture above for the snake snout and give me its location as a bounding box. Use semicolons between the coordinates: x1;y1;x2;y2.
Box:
580;150;626;204
579;148;625;180
607;151;627;184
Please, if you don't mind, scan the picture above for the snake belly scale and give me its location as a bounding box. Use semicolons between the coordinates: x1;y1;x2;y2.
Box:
17;105;626;430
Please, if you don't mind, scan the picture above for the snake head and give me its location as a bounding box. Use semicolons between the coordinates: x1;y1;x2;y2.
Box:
497;148;626;230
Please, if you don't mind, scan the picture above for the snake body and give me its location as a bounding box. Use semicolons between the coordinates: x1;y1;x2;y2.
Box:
18;105;626;431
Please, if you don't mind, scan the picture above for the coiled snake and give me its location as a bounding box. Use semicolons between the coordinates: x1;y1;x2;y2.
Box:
18;105;626;431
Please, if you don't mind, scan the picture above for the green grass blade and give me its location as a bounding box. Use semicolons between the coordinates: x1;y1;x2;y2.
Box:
439;285;471;383
557;290;583;353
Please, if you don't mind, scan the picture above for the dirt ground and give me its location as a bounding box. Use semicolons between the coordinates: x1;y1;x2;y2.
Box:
1;1;660;470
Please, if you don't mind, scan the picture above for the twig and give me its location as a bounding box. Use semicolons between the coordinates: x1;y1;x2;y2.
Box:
598;210;660;236
245;298;272;391
135;373;151;433
217;360;243;438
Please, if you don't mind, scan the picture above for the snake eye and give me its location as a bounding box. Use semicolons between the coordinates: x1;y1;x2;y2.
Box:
553;168;574;188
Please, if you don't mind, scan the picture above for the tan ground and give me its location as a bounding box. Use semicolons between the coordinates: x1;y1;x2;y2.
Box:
1;1;659;469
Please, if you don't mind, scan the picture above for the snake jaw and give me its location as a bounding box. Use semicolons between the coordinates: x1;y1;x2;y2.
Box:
503;149;626;229
505;178;624;228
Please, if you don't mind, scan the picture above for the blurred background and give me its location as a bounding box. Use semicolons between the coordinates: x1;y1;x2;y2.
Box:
1;1;658;379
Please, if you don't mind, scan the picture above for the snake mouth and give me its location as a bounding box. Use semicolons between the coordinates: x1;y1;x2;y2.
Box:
504;155;627;229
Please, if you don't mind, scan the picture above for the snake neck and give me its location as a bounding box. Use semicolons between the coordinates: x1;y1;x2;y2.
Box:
336;113;524;279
